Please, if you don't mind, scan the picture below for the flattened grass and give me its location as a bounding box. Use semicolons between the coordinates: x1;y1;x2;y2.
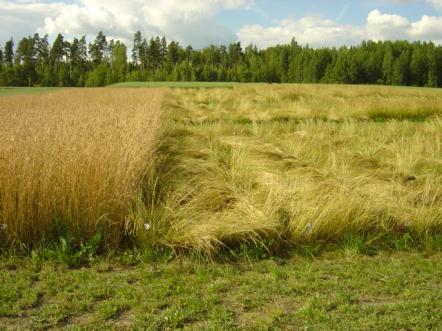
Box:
146;85;442;254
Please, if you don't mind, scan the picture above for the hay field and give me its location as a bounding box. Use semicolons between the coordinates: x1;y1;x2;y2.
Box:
0;84;441;254
0;89;164;248
152;85;442;254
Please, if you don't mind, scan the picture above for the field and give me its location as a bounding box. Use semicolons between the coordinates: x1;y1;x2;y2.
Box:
1;84;441;253
0;87;61;97
153;85;441;253
1;252;440;329
0;84;441;329
110;82;240;89
0;89;164;248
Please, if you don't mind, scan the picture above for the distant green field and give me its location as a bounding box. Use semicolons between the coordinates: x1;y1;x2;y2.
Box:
109;81;244;88
0;87;60;97
0;82;241;97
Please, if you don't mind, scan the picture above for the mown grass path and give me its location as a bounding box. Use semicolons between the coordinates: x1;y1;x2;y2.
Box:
1;251;441;330
0;87;62;97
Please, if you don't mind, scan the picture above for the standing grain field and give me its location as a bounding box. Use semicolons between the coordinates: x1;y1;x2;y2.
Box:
0;89;164;248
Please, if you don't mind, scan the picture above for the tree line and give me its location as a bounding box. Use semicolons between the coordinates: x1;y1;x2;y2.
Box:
1;31;441;87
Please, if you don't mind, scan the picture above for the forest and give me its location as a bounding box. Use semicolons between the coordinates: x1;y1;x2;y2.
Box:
0;31;441;87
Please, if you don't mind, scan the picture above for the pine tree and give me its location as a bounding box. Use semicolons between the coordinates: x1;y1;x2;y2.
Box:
167;41;179;73
392;50;410;86
382;44;394;85
410;45;428;86
35;35;51;85
50;33;67;65
185;45;193;65
15;36;37;86
89;31;108;67
147;37;160;73
132;31;142;66
4;38;14;66
49;34;68;86
140;38;148;80
160;36;168;65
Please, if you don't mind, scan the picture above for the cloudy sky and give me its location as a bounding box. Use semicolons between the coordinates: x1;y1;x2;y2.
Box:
1;0;442;48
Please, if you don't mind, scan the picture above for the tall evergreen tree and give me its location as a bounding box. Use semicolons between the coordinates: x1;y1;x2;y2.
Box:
4;39;14;66
15;36;37;85
160;36;168;64
410;45;428;86
132;31;142;66
89;31;108;66
1;33;441;87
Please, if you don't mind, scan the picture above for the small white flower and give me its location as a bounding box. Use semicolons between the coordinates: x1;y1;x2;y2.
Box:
301;223;314;236
144;223;151;231
0;224;7;231
404;222;411;229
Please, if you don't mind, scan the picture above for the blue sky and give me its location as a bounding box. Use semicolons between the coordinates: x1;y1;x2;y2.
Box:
219;0;439;27
1;0;442;48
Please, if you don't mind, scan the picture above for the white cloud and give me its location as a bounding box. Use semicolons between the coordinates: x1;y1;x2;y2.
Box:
410;15;442;42
0;0;253;47
366;9;410;40
238;16;364;48
238;9;442;48
427;0;442;10
1;1;442;49
0;1;66;41
366;9;442;43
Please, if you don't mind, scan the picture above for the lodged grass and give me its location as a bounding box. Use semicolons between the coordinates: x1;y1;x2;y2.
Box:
0;88;164;249
146;84;442;255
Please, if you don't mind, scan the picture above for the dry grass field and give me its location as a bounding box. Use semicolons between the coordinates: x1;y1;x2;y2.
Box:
0;84;441;255
1;84;441;330
0;89;164;248
151;85;442;254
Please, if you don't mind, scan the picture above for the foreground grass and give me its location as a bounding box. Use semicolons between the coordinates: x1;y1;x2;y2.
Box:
1;249;440;330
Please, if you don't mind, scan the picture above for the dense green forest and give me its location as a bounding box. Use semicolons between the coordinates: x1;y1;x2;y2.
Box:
1;31;441;87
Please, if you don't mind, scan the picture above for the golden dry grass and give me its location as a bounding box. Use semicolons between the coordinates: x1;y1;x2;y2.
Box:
0;84;441;254
0;89;164;248
154;85;442;254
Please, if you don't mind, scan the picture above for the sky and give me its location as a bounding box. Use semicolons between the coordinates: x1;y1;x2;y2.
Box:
1;0;442;48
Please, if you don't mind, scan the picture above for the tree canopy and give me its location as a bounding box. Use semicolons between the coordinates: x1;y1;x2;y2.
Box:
1;32;441;87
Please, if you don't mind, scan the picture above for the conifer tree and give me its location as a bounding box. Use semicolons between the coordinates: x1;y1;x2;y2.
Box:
4;38;14;66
